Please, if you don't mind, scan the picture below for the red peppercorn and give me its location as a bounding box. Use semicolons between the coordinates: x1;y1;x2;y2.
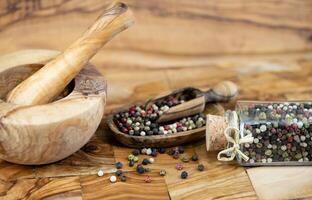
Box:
304;111;309;117
175;163;183;170
292;124;298;129
122;128;128;133
288;136;293;142
144;176;152;183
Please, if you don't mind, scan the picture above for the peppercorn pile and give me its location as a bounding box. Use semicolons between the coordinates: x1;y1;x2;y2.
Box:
113;91;206;136
98;146;206;183
240;102;312;164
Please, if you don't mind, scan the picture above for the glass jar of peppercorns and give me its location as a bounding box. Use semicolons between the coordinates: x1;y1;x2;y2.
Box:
206;101;312;166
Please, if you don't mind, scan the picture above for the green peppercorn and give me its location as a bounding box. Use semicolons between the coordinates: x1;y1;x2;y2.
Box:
133;156;139;162
160;169;166;176
265;149;272;156
128;154;135;161
144;167;151;172
181;155;190;163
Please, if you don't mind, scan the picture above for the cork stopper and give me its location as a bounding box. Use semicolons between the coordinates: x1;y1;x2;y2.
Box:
206;114;229;151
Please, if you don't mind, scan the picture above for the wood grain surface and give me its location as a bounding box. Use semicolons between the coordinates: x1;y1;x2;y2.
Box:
0;0;311;57
0;0;312;200
247;167;312;200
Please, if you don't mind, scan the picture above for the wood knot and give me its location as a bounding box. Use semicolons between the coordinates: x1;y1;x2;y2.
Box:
82;143;98;153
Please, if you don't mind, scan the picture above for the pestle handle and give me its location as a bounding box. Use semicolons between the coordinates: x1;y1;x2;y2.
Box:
7;2;134;105
204;81;238;103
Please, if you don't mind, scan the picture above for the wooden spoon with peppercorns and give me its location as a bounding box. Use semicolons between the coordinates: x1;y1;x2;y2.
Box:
149;81;238;123
107;103;225;148
107;81;237;148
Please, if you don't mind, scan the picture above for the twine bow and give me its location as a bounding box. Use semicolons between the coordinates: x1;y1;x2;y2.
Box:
217;126;254;162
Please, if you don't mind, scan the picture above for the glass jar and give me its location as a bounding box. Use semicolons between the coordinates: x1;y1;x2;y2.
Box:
206;101;312;166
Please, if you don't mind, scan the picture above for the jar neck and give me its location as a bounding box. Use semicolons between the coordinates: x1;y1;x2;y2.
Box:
206;110;240;152
224;110;239;131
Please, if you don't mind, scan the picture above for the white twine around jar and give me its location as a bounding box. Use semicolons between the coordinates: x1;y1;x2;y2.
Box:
217;111;254;162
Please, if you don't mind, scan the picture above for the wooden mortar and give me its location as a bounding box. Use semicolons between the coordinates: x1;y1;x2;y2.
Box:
0;2;134;165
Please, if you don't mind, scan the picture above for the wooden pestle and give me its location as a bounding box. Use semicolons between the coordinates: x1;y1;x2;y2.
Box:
6;2;134;105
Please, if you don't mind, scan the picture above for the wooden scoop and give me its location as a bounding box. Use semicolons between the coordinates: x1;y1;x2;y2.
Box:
6;2;134;106
151;81;238;123
108;103;225;148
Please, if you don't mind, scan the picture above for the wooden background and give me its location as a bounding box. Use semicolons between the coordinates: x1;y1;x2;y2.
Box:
0;0;312;199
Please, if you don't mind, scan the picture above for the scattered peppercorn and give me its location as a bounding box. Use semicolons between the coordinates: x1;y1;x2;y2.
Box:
129;160;135;167
158;147;166;154
128;154;135;161
120;175;127;182
175;163;183;170
173;152;180;159
151;148;158;157
115;169;123;177
97;169;104;177
197;164;205;171
149;157;155;163
181;155;190;162
115;162;123;169
144;176;152;183
160;169;166;176
144;167;151;172
133;156;139;162
142;158;151;165
136;164;145;174
110;175;117;183
178;146;185;154
181;171;188;179
132;149;140;156
146;148;152;155
191;154;199;161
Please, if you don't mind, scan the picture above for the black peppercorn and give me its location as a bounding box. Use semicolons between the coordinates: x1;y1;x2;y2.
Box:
197;164;205;171
181;171;188;179
115;162;123;169
142;158;150;165
120;175;127;182
115;169;123;177
129;160;135;167
191;154;198;161
137;164;145;174
132;149;140;156
158;147;166;154
151;148;158;157
173;152;179;159
178;146;185;154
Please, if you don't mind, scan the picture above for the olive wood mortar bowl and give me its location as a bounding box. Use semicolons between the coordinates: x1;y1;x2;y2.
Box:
107;103;224;148
0;49;106;165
